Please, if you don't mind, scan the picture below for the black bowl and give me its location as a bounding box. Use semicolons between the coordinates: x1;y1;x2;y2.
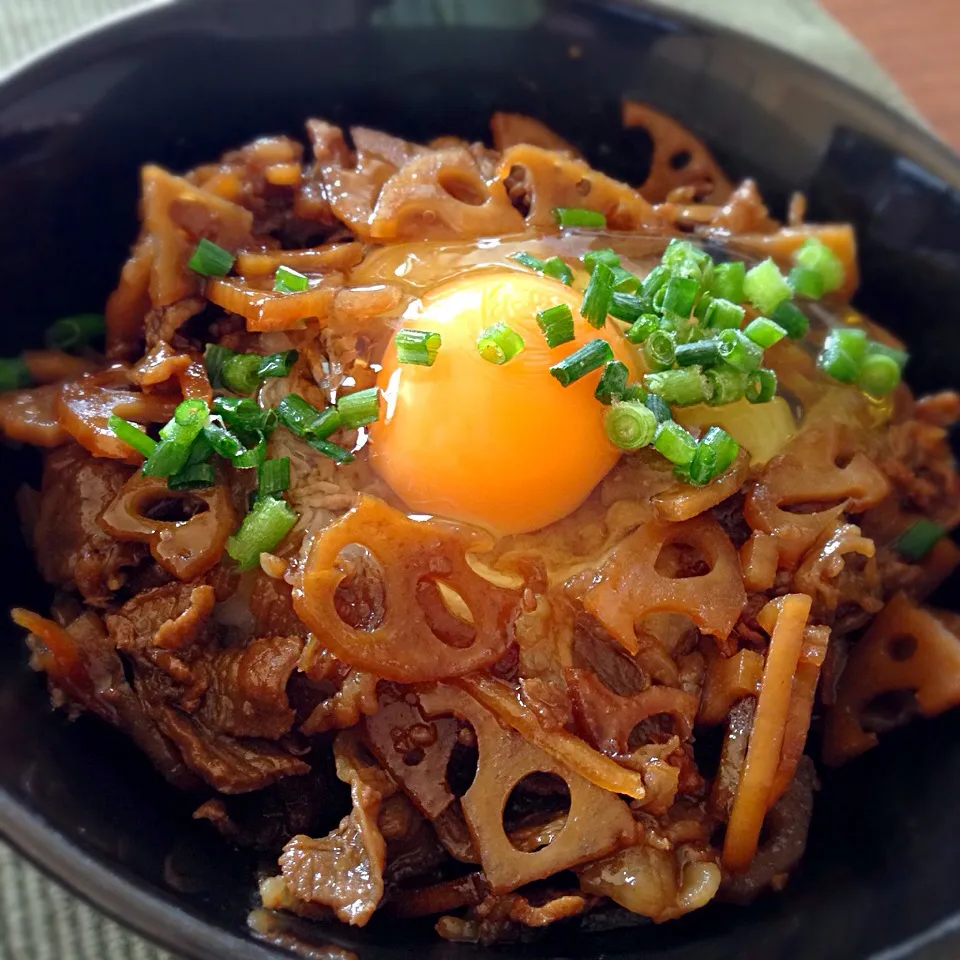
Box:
2;1;960;958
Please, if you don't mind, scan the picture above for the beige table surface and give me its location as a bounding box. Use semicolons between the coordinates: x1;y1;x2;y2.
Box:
0;1;940;958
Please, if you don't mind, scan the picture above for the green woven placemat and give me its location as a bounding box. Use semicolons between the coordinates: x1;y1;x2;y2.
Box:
0;2;913;958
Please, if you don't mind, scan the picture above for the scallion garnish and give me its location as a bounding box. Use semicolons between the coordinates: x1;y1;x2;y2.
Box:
746;368;778;404
308;436;355;464
709;261;746;303
203;422;245;460
817;328;867;384
857;353;902;398
675;339;721;367
701;297;744;332
535;304;575;348
743;258;792;315
226;496;298;571
221;353;262;395
230;431;267;469
661;274;699;319
188;238;235;277
770;300;810;340
689;426;739;485
477;322;525;365
625;314;659;344
605;400;657;451
611;265;640;293
794;238;844;294
549;339;613;387
644;367;712;407
583;249;620;273
258;350;298;379
744;317;788;348
144;399;210;478
0;357;31;392
654;420;697;467
610;292;648;322
595;360;629;405
258;457;290;500
108;415;157;458
580;261;615;329
337;387;380;428
274;264;309;293
395;329;441;366
213;396;277;434
717;329;764;373
45;313;105;350
511;251;545;272
277;394;341;440
644;392;672;424
705;365;748;406
624;383;646;402
552;207;607;229
787;265;825;300
541;256;574;285
866;341;908;371
168;463;216;490
642;329;676;371
892;519;945;561
204;343;233;389
641;265;670;300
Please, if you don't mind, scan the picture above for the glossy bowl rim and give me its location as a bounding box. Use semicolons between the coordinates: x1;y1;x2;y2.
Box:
1;1;959;958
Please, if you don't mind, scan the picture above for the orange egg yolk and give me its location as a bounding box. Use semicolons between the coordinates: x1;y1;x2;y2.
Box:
368;268;636;536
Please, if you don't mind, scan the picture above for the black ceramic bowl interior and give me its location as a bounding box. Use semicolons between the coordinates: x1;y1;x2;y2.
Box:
2;2;960;958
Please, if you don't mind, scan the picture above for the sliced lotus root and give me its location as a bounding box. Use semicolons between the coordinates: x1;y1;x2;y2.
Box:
622;100;732;203
418;684;636;894
582;514;746;655
294;496;522;682
698;647;763;725
99;471;236;580
824;593;960;766
744;422;890;568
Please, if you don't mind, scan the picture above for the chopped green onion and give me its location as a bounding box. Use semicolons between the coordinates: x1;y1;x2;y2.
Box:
226;496;298;571
743;258;792;315
611;266;640;293
580;262;615;328
794;238;844;294
203;422;244;460
541;256;574;285
605;401;657;450
204;344;233;390
184;430;214;466
675;339;721;368
866;341;908;371
654;421;697;467
549;339;614;387
661;274;699;319
746;368;778;404
583;249;620;272
213;396;277;434
744;317;788;348
892;519;945;561
258;350;298;379
277;394;341;440
717;329;764;373
145;400;209;477
44;313;105;350
108;415;157;458
663;239;711;272
643;329;677;372
0;357;31;391
857;353;902;398
610;293;648;323
230;431;267;469
258;457;290;500
337;387;380;428
477;322;525;365
693;294;714;322
395;329;441;366
689;426;739;485
770;300;810;340
641;265;670;300
142;439;196;479
818;328;867;384
308;436;355;464
644;393;672;424
624;383;646;402
625;314;660;344
536;304;575;348
168;463;216;490
552;207;606;228
688;442;717;487
644;367;711;407
709;261;746;303
703;298;745;331
788;266;825;300
705;365;748;406
274;264;309;294
595;360;629;405
188;238;234;277
222;353;262;394
511;251;545;271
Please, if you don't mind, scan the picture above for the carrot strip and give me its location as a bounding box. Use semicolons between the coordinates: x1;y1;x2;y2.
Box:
722;594;811;872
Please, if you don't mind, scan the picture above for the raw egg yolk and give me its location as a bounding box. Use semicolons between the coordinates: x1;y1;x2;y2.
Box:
368;268;636;536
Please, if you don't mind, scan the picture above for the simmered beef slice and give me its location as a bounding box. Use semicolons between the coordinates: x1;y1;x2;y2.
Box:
106;580;216;656
33;445;145;605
